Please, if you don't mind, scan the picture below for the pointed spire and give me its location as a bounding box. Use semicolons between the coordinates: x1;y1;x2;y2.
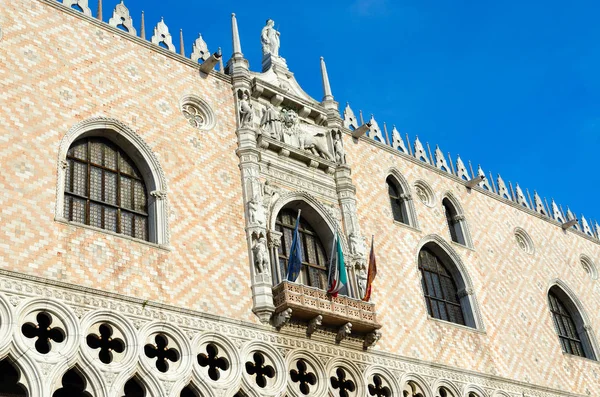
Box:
581;216;593;236
140;11;145;39
551;200;563;222
97;0;103;20
497;174;510;200
413;136;429;163
533;191;545;215
477;165;491;190
191;34;210;63
434;145;449;172
231;13;243;57
109;1;136;35
368;115;386;143
179;29;185;56
342;103;359;130
515;184;529;208
391;126;407;153
320;57;334;102
455;156;469;180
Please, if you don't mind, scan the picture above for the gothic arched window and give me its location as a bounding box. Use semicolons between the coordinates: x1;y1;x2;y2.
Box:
275;209;329;289
64;137;149;241
387;176;408;224
548;287;597;360
442;197;471;247
419;248;466;326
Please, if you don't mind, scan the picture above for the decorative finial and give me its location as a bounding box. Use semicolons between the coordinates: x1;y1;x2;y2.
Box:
179;29;185;56
97;0;103;21
231;13;243;57
140;11;145;39
320;57;334;102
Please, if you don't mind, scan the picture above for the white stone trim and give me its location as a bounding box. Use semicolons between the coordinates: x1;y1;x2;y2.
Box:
0;271;586;397
55;117;170;246
442;191;474;249
415;235;485;331
386;168;420;229
547;279;599;360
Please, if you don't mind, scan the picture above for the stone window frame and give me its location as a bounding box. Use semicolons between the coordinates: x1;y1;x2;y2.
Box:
415;235;485;331
268;192;358;299
546;279;598;361
386;169;419;230
441;192;474;249
55;117;169;247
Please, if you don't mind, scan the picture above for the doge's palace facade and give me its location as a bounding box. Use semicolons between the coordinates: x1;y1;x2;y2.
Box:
0;1;598;396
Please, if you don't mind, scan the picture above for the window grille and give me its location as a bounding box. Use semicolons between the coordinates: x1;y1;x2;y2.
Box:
387;177;407;224
548;291;586;357
275;210;328;289
419;248;465;325
64;137;148;241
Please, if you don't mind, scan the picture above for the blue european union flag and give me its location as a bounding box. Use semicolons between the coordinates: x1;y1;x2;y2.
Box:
286;211;303;282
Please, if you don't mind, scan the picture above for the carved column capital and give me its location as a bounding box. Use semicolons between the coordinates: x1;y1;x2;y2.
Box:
399;193;413;201
457;287;474;298
452;214;466;223
151;190;167;200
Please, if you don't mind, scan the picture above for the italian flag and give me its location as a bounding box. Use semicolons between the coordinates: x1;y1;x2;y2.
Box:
327;233;347;297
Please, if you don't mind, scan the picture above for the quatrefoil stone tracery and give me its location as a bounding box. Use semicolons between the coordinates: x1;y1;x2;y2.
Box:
21;312;65;354
368;374;391;397
290;359;317;395
198;343;230;381
330;368;356;397
245;352;275;388
144;334;180;373
182;104;206;129
86;323;125;364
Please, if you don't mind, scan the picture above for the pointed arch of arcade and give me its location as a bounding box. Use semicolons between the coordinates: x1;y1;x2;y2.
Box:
546;279;598;360
386;168;419;229
415;235;484;330
0;355;34;397
56;117;170;246
268;191;357;298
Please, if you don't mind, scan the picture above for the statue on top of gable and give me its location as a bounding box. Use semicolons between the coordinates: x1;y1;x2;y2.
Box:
261;19;281;57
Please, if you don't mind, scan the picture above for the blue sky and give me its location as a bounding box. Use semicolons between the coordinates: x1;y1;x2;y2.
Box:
98;0;599;224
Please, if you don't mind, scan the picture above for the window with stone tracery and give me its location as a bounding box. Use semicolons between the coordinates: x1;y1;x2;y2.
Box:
276;209;329;289
64;137;149;241
419;248;466;326
442;197;470;247
548;287;596;360
387;177;409;225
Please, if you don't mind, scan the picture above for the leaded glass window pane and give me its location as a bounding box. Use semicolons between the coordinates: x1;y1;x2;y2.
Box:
418;249;465;326
64;137;149;241
276;209;329;290
548;291;586;358
387;177;407;224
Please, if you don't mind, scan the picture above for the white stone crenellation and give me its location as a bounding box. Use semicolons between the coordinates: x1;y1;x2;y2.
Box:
342;101;600;243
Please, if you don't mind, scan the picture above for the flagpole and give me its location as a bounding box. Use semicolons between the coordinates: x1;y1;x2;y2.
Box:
285;209;302;282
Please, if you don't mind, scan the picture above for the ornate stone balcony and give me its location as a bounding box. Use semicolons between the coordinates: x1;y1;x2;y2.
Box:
272;281;381;335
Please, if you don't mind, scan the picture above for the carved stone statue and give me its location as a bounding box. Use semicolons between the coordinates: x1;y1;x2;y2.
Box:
252;236;269;274
348;232;365;256
248;196;265;225
239;93;253;128
333;132;346;164
357;264;367;299
261;19;280;57
263;180;280;207
260;104;282;140
281;109;333;160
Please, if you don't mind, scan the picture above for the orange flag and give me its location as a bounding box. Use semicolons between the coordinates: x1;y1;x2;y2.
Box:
363;235;377;302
